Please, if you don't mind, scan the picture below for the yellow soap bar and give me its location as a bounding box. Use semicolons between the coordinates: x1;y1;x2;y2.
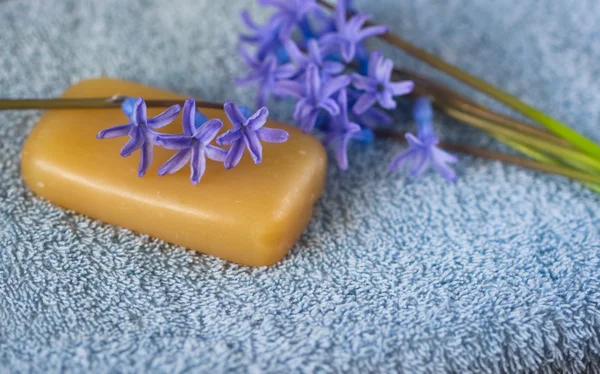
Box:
21;78;327;266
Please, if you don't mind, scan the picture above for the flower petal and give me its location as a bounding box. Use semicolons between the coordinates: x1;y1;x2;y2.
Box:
247;107;269;131
357;25;388;41
388;149;415;172
306;64;321;100
351;73;375;91
97;124;131;139
307;39;322;64
322;61;345;75
322;74;351;98
223;101;246;128
409;151;430;177
194;119;223;144
300;109;320;133
284;40;308;66
352;92;377;115
190;146;207;185
256;127;289;143
389;81;414;96
276;80;305;98
340;41;356;63
334;136;350;170
276;63;297;79
320;98;340;116
133;98;147;126
224;138;245;169
244;130;263;164
179;99;196;135
377;90;397;110
120;128;144;157
240;10;259;31
368;50;382;78
154;134;192;150
217;129;242;146
138;139;154;177
205;145;228;162
432;160;457;182
157;149;192;176
146;104;181;130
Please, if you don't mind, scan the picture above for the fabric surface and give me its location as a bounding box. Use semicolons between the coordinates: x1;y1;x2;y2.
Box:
2;0;600;372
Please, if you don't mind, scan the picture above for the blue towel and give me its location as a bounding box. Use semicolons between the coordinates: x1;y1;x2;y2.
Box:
1;0;600;372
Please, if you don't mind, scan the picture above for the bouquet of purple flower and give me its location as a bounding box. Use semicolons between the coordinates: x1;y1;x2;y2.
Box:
237;0;457;180
234;0;600;190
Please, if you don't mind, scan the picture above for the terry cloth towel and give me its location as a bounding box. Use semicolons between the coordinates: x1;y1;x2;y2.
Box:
1;0;600;372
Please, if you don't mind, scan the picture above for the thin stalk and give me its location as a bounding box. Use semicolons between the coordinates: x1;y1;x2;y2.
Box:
500;137;600;193
444;107;600;173
316;0;600;158
0;96;223;110
375;129;600;185
394;67;573;148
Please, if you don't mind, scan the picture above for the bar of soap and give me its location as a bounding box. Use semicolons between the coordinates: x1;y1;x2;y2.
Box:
21;78;327;266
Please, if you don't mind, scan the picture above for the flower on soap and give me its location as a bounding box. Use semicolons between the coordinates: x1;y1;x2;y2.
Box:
154;99;227;185
351;50;414;114
277;63;351;132
389;98;458;182
96;97;181;177
217;101;290;169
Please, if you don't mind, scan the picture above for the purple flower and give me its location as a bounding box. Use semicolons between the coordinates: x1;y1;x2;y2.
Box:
237;47;297;109
153;99;227;185
389;98;457;182
278;63;351;132
347;87;393;128
319;1;388;63
240;11;284;62
259;0;319;39
97;98;181;177
284;39;345;78
352;50;414;114
217;101;289;169
323;89;361;170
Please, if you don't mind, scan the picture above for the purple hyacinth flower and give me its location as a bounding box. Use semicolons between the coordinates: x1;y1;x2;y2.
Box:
259;0;319;39
346;87;393;128
319;1;388;63
277;63;351;132
237;46;297;109
217;101;289;169
352;50;414;114
389;97;458;182
284;38;345;78
97;98;181;177
323;89;361;170
240;11;284;62
153;99;227;185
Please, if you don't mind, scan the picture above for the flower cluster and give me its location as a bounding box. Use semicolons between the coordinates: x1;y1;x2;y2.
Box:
97;98;289;184
237;0;456;181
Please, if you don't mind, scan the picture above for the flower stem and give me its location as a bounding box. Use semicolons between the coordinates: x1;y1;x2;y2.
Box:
393;68;573;148
316;0;600;158
0;96;223;110
375;129;600;185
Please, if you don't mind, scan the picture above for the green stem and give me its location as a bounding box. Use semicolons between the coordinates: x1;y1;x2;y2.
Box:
500;137;600;193
443;107;600;173
316;0;600;158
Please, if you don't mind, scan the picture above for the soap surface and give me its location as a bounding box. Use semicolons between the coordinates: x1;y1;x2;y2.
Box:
21;78;327;266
